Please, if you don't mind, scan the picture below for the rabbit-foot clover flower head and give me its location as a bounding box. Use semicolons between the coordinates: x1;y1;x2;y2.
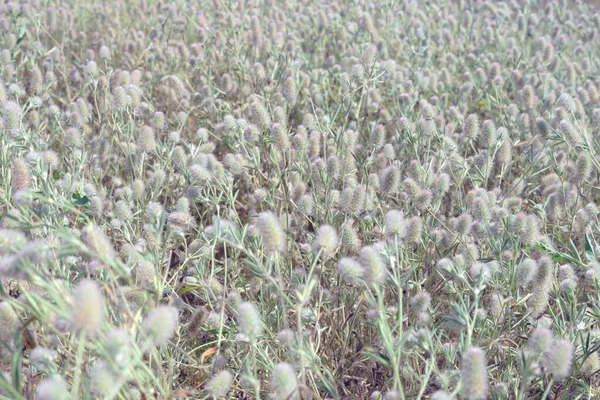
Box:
461;347;488;400
71;279;105;335
271;362;299;400
256;211;286;256
206;369;234;398
142;305;179;345
237;301;263;339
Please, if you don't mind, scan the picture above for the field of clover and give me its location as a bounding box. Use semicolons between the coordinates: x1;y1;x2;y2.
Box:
1;0;600;399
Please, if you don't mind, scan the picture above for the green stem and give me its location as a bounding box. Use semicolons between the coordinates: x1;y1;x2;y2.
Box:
541;378;554;400
71;331;87;397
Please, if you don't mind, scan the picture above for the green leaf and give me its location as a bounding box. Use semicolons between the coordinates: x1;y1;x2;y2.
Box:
72;192;90;206
176;284;203;294
11;336;22;393
53;169;65;180
362;350;391;368
585;233;597;263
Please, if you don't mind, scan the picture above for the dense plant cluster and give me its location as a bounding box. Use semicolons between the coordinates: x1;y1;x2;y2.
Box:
1;0;600;398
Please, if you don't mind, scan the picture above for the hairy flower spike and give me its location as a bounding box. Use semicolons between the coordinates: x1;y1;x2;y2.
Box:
206;370;234;398
0;302;19;354
90;361;120;398
312;225;338;258
35;375;69;400
71;279;105;335
82;224;116;261
461;347;488;400
249;99;270;131
380;166;400;194
270;363;298;400
270;123;290;150
543;339;574;381
2;100;23;132
384;210;406;238
410;291;431;314
138;125;156;153
559;119;583;147
282;76;297;106
515;258;537;287
370;124;386;151
479;120;497;149
256;212;286;255
359;245;387;286
237;301;263;338
529;327;553;354
337;257;363;286
11;157;31;192
581;352;600;378
142;305;178;345
464;114;480;140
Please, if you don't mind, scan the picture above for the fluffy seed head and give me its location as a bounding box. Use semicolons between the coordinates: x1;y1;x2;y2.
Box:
543;339;574;380
535;117;549;137
518;214;541;245
522;85;535;109
461;347;488;400
381;165;400;194
464;114;480;140
35;375;69;400
2;100;23;132
189;163;212;186
410;291;431;314
559;119;583;147
403;178;421;200
479;119;497;149
132;179;145;201
515;258;538;287
104;328;133;366
256;212;286;255
11;157;31;192
574;153;592;182
237;301;263;338
282;76;297;106
250;99;270;131
71;279;105;335
65;127;82;148
312;225;338;258
384;210;406;238
580;352;600;378
495;139;512;166
142;305;179;345
341;221;361;252
345;184;367;215
405;216;423;244
81;224;115;260
527;290;549;318
138;125;156;153
271;362;298;400
431;390;451;400
270;123;290;150
0;301;19;343
337;257;363;286
90;361;120;398
529;327;553;354
472;197;490;224
206;370;234;398
99;45;111;60
533;256;554;291
115;200;133;222
359;245;387;286
29;347;56;373
167;211;197;232
370;124;386;151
